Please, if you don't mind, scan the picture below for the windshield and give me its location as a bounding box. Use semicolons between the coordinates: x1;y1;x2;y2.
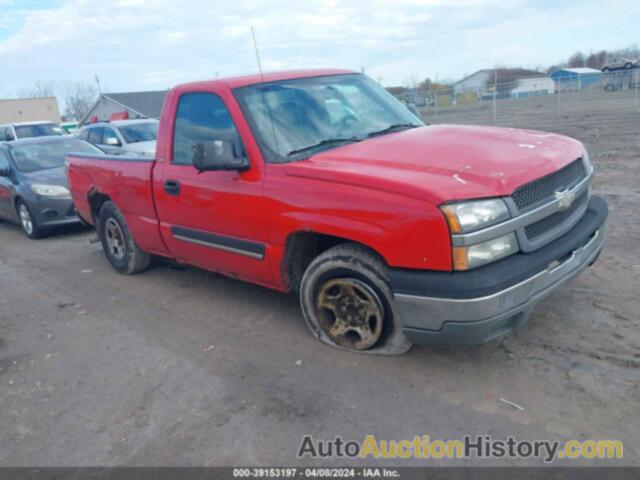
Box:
234;73;422;162
10;138;103;172
117;122;158;143
14;123;64;139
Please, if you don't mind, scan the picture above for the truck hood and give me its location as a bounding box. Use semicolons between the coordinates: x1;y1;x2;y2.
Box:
284;125;586;204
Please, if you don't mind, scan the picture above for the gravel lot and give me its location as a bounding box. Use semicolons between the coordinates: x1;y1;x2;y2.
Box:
1;91;639;466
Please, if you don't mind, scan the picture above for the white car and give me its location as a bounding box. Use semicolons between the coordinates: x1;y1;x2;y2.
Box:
79;119;158;157
602;57;638;72
0;121;65;142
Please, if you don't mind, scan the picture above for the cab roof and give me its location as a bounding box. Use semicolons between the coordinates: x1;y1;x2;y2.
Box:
173;69;357;92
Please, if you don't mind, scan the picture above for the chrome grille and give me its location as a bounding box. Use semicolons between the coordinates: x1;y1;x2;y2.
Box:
512;159;586;211
525;191;588;240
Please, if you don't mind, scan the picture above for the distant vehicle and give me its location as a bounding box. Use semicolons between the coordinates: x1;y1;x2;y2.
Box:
0;122;65;142
79;119;159;157
61;121;79;135
0;136;103;238
602;57;638;72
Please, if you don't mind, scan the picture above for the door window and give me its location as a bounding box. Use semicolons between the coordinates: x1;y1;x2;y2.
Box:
172;93;242;165
79;129;90;141
88;127;104;145
0;150;10;171
1;127;15;141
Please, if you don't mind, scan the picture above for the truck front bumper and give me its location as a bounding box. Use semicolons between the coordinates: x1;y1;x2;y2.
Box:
390;196;608;346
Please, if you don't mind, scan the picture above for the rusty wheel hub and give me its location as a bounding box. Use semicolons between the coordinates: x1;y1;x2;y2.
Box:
315;278;384;350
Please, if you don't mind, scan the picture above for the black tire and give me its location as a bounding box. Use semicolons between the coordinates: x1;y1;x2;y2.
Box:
98;201;150;274
299;243;412;355
624;63;632;69
602;67;610;72
16;200;43;239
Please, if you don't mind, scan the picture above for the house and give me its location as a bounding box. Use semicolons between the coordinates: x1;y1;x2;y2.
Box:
454;68;551;99
0;97;61;124
79;90;167;126
549;68;603;91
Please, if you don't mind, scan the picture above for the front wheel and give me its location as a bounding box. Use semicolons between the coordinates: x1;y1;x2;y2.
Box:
98;201;150;274
17;200;43;239
299;243;412;355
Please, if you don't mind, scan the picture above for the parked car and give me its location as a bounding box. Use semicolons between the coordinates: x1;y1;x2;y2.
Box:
0;121;65;142
602;57;638;72
79;119;159;157
67;69;607;354
0;136;103;238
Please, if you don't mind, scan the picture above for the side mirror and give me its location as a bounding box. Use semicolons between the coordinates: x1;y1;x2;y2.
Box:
193;140;249;172
105;137;120;146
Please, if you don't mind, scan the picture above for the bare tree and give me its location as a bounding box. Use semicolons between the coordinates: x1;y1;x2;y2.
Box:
17;80;56;98
567;52;586;68
61;81;98;121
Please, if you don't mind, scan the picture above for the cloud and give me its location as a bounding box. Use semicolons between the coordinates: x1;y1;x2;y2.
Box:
0;0;638;99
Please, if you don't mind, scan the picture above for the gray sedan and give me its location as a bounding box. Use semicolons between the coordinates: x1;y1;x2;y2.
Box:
0;136;103;238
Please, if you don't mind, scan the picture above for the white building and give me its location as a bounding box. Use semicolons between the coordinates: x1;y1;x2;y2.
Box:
454;68;553;98
510;77;555;98
0;97;61;124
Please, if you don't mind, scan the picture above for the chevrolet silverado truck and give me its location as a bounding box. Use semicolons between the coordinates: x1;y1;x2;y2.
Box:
67;69;607;354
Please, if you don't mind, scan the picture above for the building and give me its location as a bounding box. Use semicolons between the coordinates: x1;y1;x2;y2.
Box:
550;68;603;91
80;90;167;126
510;76;556;98
454;68;551;99
0;97;61;124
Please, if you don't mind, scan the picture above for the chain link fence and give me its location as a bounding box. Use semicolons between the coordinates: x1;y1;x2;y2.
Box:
402;69;640;129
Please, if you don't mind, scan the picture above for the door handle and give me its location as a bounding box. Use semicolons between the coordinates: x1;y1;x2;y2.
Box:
164;180;180;196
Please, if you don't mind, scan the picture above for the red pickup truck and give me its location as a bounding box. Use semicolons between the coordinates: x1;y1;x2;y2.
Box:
67;69;607;354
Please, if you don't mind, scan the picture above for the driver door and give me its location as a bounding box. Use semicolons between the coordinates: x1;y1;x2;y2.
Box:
154;91;271;286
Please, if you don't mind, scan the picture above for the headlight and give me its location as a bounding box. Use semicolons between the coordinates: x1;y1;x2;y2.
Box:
441;198;510;233
452;233;518;270
31;184;70;197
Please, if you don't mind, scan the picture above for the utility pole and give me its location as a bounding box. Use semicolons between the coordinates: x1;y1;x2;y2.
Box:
634;67;640;112
94;75;102;95
433;73;439;121
492;65;497;123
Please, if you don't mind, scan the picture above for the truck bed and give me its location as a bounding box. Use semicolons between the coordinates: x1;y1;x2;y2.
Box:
67;153;169;256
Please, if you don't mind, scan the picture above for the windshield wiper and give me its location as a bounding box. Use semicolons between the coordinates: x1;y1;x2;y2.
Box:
287;137;361;157
365;123;420;138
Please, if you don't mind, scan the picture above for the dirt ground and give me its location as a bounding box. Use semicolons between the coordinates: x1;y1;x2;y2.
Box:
0;92;639;467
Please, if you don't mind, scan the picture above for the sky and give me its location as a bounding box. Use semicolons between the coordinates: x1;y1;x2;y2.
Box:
1;0;639;98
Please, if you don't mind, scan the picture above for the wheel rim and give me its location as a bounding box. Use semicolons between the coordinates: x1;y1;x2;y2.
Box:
315;278;384;350
105;218;126;261
19;204;33;235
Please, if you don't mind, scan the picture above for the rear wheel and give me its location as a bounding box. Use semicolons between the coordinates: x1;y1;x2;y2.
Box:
98;201;150;274
17;200;43;239
299;243;412;355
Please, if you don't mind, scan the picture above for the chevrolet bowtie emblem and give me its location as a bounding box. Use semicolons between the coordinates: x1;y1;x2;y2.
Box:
555;189;575;211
